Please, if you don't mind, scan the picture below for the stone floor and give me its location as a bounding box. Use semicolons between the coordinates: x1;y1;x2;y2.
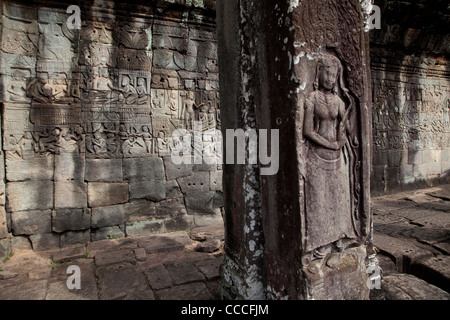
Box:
371;184;450;300
0;185;449;300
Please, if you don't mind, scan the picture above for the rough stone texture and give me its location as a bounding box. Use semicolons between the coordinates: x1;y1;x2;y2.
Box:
90;226;125;242
52;209;91;233
11;210;52;235
85;159;123;182
91;205;125;229
29;233;60;251
0;0;223;252
54;181;88;209
87;182;129;207
410;255;450;293
217;0;372;300
136;231;191;253
54;153;85;181
124;200;156;223
6;181;53;212
382;273;450;300
5;156;54;181
370;0;450;195
373;233;433;272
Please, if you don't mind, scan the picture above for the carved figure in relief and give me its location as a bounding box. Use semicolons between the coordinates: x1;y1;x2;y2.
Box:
18;132;37;159
182;91;196;130
140;125;153;154
198;104;208;130
7;80;28;102
136;78;148;105
26;74;53;103
91;131;107;154
302;52;355;255
152;89;165;109
156;131;169;154
207;106;216;129
166;90;178;117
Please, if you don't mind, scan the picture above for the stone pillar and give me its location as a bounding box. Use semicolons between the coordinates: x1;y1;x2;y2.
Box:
217;0;373;299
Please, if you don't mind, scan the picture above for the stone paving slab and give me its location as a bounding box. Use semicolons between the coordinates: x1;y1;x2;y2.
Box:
382;273;450;300
0;226;223;300
372;184;450;300
410;255;450;293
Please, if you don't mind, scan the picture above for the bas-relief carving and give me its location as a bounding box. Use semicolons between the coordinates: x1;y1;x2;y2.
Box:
372;77;450;151
2;5;221;163
301;52;359;265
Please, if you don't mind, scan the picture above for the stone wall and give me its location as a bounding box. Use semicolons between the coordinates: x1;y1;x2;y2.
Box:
0;0;222;257
370;0;450;195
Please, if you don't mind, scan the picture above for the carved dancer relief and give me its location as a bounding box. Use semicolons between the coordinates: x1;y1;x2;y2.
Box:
301;52;360;266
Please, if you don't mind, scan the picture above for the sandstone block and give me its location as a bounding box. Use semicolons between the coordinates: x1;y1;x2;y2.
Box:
54;181;87;209
129;179;166;201
85;159;123;182
5;156;54;181
11;209;52;235
177;172;210;193
88;182;129;207
54;153;85;181
91;204;125;229
52;208;91;232
123;157;165;181
6;181;53;212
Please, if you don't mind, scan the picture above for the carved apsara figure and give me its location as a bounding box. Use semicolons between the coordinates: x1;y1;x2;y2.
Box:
302;52;355;254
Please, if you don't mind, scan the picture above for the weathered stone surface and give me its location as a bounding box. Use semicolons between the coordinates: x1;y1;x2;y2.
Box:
54;153;85;181
86;238;135;260
46;259;98;300
209;170;223;191
164;214;194;232
382;273;450;300
91;204;125;229
85;159;123;182
302;245;370;300
163;156;193;180
88;182;129;207
60;230;90;247
410;255;450;293
5;156;54;181
156;282;214;300
123;157;165;181
29;233;60;251
124;200;156;223
177;172;210;193
165;180;183;198
129;179;166;201
373;233;434;272
126;220;165;237
11;210;52;235
195;239;221;253
54;181;87;209
90;226;125;242
51;245;87;263
144;264;173;290
165;260;205;285
52;209;91;233
94;249;136;267
136;231;191;253
6;181;53;212
195;257;222;280
155;197;187;218
0;271;18;280
185;191;215;214
96;262;153;300
0;207;9;239
0;279;48;300
134;247;147;262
